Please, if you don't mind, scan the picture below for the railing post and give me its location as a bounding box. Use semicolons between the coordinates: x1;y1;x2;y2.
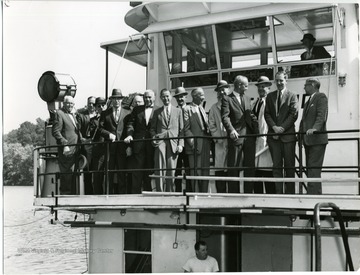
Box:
105;141;110;195
357;138;360;195
298;132;304;194
194;136;198;192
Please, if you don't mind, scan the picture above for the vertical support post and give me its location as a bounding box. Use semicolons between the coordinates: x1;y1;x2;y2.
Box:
33;148;39;197
220;216;226;272
105;47;109;100
105;142;110;195
298;132;304;194
357;138;360;195
194;136;198;192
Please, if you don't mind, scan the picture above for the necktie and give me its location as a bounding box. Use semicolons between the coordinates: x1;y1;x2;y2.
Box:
240;94;245;110
277;91;281;114
166;106;170;124
256;99;263;118
199;107;208;132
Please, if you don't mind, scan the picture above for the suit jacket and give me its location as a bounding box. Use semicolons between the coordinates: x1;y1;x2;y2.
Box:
264;89;299;142
76;109;94;138
300;92;328;146
301;46;331;60
127;105;159;154
52;108;81;154
150;105;184;154
221;92;251;144
98;107;132;153
209;102;228;168
183;103;210;154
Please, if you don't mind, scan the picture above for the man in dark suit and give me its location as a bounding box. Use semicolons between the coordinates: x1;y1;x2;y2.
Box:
150;88;184;192
300;33;331;61
173;87;191;192
124;90;158;193
52;95;81;195
221;75;256;193
77;96;96;194
265;71;299;194
98;89;131;194
87;97;107;194
184;87;211;192
300;78;328;194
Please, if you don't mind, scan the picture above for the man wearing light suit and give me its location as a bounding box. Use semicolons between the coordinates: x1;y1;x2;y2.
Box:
300;78;328;194
221;75;256;193
99;89;132;194
150;89;184;192
184;87;211;193
265;71;299;194
52;95;81;195
125;90;159;193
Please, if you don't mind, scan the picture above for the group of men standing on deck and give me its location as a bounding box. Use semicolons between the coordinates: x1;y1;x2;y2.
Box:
52;72;328;196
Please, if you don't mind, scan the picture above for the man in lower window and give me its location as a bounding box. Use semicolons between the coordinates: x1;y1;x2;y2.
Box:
183;241;219;272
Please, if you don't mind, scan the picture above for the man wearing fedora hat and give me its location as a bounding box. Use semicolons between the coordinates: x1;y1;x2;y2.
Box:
173;87;191;192
252;76;275;194
300;33;330;61
99;88;132;194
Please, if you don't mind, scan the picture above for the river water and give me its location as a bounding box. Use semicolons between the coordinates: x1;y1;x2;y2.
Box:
4;186;88;274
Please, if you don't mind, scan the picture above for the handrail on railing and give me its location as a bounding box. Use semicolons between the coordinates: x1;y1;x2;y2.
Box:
314;202;354;271
34;129;360;196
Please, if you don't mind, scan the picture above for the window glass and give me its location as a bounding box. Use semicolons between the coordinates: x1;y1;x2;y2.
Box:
222;67;274;84
125;254;151;273
164;26;217;74
215;17;274;69
124;229;152;273
170;73;218;89
124;229;151;252
273;8;334;62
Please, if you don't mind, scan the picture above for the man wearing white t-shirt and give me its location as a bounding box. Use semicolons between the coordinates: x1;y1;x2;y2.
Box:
183;241;219;272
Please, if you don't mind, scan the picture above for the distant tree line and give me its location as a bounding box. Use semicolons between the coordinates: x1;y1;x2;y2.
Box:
3;118;45;186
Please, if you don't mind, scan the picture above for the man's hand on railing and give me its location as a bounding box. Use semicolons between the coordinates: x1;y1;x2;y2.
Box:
230;130;239;140
124;136;133;144
306;129;317;135
109;133;116;142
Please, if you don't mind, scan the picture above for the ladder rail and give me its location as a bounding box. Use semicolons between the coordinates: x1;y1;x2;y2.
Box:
314;202;354;271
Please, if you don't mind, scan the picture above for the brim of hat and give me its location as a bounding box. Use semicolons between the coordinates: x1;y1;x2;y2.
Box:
301;38;316;42
110;95;124;99
174;92;188;97
255;82;272;86
214;84;230;91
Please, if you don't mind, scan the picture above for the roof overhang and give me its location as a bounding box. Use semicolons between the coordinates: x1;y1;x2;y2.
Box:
100;36;148;66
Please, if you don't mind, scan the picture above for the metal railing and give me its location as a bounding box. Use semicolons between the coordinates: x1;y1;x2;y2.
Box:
33;129;360;197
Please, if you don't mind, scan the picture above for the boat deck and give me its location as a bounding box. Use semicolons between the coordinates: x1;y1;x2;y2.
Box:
34;193;360;217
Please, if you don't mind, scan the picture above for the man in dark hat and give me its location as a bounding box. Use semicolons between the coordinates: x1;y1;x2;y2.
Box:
173;87;191;192
87;97;107;194
99;89;132;194
300;33;331;61
252;76;275;194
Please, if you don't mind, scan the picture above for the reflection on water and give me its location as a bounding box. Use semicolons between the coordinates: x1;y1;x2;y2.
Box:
4;186;88;274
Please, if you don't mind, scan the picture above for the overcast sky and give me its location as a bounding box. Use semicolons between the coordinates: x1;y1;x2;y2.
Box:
3;1;146;133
